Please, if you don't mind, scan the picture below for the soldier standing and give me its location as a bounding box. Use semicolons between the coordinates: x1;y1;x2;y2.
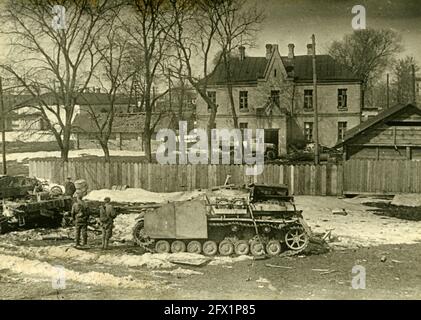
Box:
71;195;89;248
64;177;76;197
99;197;117;250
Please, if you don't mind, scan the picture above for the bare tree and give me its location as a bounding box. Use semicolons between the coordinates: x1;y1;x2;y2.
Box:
393;56;419;105
169;0;225;149
80;15;135;162
0;0;122;161
119;0;174;162
329;28;402;107
214;0;264;128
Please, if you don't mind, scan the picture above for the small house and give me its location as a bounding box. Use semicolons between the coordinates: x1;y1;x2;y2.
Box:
336;103;421;160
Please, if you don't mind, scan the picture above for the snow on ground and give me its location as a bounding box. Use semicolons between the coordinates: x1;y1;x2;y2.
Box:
296;196;421;248
0;242;241;271
5;149;145;163
0;253;157;289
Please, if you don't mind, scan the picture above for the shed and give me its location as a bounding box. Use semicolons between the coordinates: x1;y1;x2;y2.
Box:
336;103;421;160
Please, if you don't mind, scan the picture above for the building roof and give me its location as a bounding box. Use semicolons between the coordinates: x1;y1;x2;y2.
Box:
205;54;361;85
335;103;420;147
282;55;361;82
206;57;268;84
75;93;133;106
72;112;175;134
16;92;133;107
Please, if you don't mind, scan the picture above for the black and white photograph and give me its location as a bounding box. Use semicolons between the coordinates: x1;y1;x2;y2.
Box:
0;0;420;303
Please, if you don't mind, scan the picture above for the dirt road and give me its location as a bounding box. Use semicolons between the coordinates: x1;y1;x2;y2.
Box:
1;239;420;300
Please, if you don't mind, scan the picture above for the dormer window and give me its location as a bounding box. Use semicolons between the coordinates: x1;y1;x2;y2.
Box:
274;69;277;77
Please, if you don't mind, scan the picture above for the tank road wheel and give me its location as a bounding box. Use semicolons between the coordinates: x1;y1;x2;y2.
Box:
202;241;218;256
266;240;282;256
285;227;309;251
218;240;234;256
234;240;250;256
155;240;171;253
187;241;202;254
171;240;186;253
250;240;265;256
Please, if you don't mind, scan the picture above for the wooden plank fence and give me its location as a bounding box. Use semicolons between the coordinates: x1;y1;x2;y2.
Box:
29;159;343;196
343;159;421;194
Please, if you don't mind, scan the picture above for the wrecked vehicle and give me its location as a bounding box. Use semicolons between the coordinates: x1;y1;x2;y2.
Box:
0;175;39;200
133;184;311;256
0;175;72;234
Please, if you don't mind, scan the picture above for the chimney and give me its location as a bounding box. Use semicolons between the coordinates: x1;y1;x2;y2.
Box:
307;43;314;55
265;44;273;60
239;45;245;61
288;43;295;59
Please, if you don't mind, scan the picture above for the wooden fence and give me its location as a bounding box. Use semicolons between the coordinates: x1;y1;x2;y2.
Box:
343;159;421;194
29;159;344;196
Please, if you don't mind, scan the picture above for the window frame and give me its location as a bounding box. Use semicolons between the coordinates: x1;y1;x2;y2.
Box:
338;88;348;109
303;89;313;110
239;90;248;111
337;121;347;141
304;122;313;142
271;90;280;107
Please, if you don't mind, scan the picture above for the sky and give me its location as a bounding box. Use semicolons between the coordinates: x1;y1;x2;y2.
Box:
0;0;420;72
248;0;421;64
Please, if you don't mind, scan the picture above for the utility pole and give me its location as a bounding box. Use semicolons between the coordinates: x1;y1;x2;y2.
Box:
312;34;319;164
386;73;390;108
0;77;7;175
412;64;416;105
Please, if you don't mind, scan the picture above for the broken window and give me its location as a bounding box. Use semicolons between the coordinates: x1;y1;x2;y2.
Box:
304;89;313;110
338;88;348;109
304;122;313;142
239;91;248;110
338;121;347;141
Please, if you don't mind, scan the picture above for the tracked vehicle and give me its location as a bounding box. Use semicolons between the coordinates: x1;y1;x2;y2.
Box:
0;175;72;234
133;184;311;256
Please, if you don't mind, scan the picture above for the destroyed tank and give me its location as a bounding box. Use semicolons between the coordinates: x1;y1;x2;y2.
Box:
0;175;72;234
133;184;311;256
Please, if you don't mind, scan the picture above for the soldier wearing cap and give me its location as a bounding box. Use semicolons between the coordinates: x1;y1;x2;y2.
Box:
99;197;117;250
64;177;76;197
71;195;89;248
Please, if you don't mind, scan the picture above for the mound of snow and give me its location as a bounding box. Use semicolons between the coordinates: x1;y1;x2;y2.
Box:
391;194;421;207
0;253;154;289
85;188;205;204
112;214;142;242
